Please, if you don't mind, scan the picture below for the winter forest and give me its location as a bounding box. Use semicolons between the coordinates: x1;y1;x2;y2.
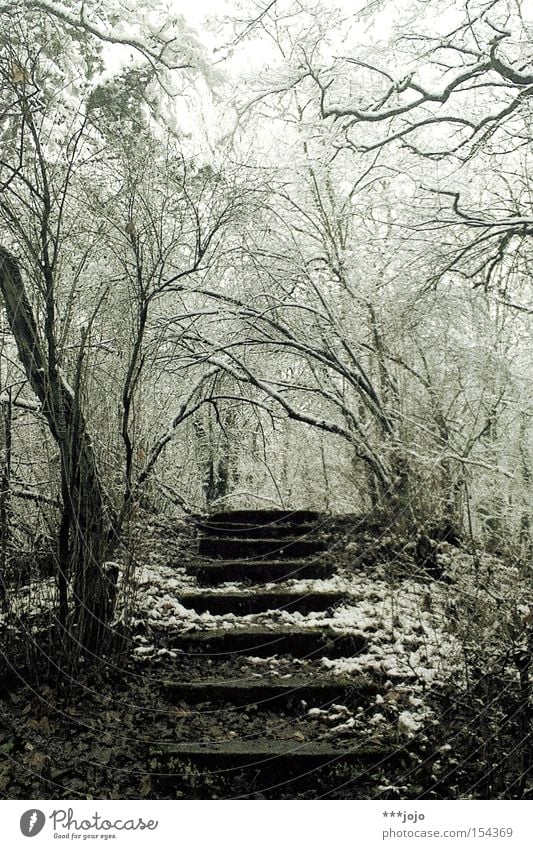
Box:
0;0;532;801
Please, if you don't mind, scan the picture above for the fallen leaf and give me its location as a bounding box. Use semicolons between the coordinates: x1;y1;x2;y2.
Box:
24;751;47;773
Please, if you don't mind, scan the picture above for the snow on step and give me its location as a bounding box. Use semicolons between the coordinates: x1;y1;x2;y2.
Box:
193;509;322;527
194;522;319;540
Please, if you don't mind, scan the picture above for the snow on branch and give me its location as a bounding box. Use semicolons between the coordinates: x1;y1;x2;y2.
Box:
10;488;60;508
0;393;41;413
18;0;204;72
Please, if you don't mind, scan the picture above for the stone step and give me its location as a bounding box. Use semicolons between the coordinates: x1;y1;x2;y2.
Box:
195;522;319;540
166;627;367;659
178;589;348;615
161;675;376;709
188;558;334;585
151;739;399;788
198;536;327;559
197;509;322;526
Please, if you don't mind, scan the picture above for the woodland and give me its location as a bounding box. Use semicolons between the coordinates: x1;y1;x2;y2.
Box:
0;0;531;800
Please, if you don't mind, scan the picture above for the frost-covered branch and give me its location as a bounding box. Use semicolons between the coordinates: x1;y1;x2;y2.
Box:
13;0;202;71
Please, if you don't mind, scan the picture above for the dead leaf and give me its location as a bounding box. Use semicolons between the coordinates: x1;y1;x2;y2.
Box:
38;716;51;734
92;747;112;765
140;776;152;796
384;689;402;703
24;751;47;773
0;763;12;791
27;717;51;734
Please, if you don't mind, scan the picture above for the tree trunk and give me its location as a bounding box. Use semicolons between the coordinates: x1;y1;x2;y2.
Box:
0;247;116;653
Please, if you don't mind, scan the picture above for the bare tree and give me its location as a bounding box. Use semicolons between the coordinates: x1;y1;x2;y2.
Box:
0;1;227;652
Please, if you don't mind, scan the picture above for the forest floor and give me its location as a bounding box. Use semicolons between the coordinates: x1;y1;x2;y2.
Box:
0;515;530;799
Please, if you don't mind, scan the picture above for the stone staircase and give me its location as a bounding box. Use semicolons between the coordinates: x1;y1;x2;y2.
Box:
150;509;405;798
